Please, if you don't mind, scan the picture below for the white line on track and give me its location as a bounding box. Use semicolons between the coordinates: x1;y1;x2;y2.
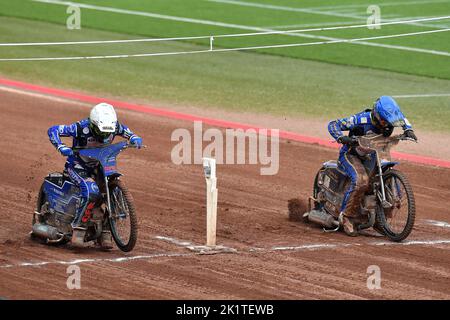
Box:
155;236;237;253
0;85;90;106
208;0;450;30
30;0;450;57
156;235;450;253
155;236;193;247
266;21;371;30
0;252;193;269
266;15;445;30
392;93;450;98
250;239;450;252
266;16;403;30
4;16;446;47
306;0;450;11
425;219;450;228
373;239;450;246
32;0;268;30
2;236;450;269
265;243;357;251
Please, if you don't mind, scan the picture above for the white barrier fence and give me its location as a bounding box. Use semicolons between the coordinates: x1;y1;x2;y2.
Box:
0;16;448;61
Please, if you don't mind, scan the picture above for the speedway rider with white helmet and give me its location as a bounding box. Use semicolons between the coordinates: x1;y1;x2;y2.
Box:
328;96;417;236
48;103;143;248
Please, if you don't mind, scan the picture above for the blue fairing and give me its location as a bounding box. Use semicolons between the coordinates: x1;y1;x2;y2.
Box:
78;140;128;176
44;178;79;215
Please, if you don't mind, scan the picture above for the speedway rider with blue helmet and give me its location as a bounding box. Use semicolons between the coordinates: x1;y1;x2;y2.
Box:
328;96;417;236
48;103;143;248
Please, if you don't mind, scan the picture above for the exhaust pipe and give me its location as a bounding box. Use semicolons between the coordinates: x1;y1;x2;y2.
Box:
32;223;62;241
307;210;339;229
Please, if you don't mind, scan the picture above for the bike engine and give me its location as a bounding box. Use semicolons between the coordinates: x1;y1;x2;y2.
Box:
317;169;348;216
52;210;75;234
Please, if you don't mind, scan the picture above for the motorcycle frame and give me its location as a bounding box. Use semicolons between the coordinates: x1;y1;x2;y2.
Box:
75;141;132;218
312;134;408;225
38;141;133;236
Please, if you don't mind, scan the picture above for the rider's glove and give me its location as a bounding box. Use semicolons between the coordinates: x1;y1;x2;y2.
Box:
130;135;143;149
404;129;418;142
58;145;73;157
337;136;358;146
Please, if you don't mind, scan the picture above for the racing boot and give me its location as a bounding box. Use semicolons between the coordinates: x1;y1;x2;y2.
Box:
340;183;368;236
339;212;358;237
71;226;87;247
98;230;113;250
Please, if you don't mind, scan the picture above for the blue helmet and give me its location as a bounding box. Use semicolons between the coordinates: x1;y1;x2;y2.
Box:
372;96;406;128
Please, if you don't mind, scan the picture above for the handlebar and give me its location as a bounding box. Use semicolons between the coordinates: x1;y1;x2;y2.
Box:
72;142;147;153
356;133;414;144
354;133;415;157
124;143;148;149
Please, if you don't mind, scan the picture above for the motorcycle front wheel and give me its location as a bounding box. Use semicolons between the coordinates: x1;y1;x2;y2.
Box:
375;169;416;242
108;180;138;252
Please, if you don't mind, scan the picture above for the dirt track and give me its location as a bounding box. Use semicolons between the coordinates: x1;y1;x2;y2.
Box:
0;88;449;300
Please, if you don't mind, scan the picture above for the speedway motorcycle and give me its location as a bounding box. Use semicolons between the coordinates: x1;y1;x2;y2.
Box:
303;133;416;242
31;141;139;252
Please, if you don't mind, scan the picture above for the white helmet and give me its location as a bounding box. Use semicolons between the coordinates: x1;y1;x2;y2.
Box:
89;103;118;139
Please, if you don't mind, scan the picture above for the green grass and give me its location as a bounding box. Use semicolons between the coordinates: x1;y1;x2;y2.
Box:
0;16;449;133
0;0;449;78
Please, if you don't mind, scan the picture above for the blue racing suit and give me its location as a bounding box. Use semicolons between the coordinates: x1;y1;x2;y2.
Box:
48;119;139;227
328;110;412;217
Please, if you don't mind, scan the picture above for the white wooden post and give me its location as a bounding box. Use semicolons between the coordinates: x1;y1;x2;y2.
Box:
203;158;217;247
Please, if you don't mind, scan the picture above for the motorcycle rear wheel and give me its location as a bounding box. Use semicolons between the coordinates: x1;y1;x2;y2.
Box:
32;182;45;226
31;182;70;245
312;170;322;211
108;180;138;252
375;169;415;242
